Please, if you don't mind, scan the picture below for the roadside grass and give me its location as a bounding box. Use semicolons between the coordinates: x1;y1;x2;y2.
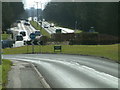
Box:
2;59;12;88
2;44;119;61
30;21;51;38
74;30;83;33
2;34;10;40
0;65;2;90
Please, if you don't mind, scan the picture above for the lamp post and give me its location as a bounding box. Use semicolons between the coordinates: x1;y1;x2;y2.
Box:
34;1;39;27
0;1;2;65
75;20;77;31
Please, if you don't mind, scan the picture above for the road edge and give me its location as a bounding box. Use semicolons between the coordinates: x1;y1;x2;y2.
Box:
30;63;51;89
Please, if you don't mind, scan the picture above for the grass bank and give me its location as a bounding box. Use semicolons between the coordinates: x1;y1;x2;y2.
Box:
30;21;51;38
74;30;83;33
3;44;119;61
0;65;2;90
2;34;10;40
2;59;12;88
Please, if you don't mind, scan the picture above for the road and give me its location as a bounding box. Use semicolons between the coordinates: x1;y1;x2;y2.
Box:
40;21;74;34
11;20;37;47
6;60;44;88
8;20;74;47
3;54;119;88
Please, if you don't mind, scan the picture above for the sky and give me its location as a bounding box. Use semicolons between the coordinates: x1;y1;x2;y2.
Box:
23;0;51;9
22;0;119;9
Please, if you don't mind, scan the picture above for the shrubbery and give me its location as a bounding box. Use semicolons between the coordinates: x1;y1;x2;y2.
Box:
51;32;118;45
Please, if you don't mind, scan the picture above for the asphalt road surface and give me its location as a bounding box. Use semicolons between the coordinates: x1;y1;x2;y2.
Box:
3;54;119;88
7;60;43;88
12;20;37;47
41;21;74;34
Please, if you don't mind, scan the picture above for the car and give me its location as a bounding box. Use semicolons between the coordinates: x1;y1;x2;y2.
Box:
16;35;23;41
24;22;30;26
20;31;26;36
44;24;49;28
25;19;29;22
35;30;41;36
16;20;21;23
50;23;54;27
39;21;42;25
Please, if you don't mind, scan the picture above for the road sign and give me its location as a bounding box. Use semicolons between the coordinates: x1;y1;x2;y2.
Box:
37;41;41;45
31;40;34;45
54;45;62;52
30;33;36;40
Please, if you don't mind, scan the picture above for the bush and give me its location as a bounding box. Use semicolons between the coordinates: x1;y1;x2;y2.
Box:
51;33;75;42
98;34;118;45
69;32;118;45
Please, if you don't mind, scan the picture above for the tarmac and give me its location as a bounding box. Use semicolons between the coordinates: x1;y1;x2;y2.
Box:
6;60;50;88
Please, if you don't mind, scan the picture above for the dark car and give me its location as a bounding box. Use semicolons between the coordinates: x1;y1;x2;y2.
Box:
2;40;15;49
25;19;29;22
16;20;21;23
20;31;26;36
16;35;23;41
24;22;30;26
35;31;41;36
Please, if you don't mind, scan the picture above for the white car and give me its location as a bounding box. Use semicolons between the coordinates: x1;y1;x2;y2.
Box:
50;23;54;27
44;24;49;28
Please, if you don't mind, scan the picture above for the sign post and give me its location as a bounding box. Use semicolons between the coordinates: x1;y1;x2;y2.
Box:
30;33;36;54
37;41;41;53
31;40;34;54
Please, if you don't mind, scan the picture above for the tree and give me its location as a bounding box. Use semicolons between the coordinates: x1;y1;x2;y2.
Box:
2;2;24;33
43;2;118;36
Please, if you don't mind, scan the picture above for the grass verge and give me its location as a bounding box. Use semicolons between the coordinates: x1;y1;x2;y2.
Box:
0;65;2;90
74;30;83;33
2;44;119;61
2;34;10;40
30;21;51;38
2;59;12;88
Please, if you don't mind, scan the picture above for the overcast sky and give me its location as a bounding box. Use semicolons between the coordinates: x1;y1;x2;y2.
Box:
23;0;51;9
0;0;119;9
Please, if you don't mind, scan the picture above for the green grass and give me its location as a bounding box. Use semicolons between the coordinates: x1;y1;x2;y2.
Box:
3;44;119;61
0;65;2;90
2;59;12;88
2;34;10;40
74;30;83;33
30;21;51;38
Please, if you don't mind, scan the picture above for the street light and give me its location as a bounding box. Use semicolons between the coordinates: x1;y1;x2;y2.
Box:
34;1;39;27
75;20;77;31
0;1;2;65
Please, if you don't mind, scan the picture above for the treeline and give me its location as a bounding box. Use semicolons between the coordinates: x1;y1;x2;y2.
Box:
43;2;118;36
2;2;24;33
